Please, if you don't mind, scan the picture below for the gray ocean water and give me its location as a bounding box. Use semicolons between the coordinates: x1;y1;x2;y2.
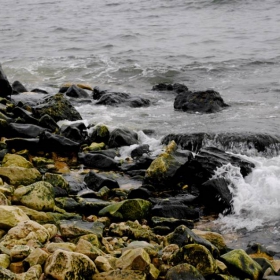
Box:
2;0;280;247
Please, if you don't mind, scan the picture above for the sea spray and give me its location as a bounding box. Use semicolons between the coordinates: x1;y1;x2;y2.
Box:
214;155;280;232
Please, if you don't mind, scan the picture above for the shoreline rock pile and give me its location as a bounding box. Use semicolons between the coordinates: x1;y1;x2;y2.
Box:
1;65;280;279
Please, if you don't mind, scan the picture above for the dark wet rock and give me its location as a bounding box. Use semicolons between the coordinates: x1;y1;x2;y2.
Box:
55;197;79;212
126;169;146;178
88;149;119;159
5;138;41;152
0;149;8;161
199;178;233;214
131;144;150;158
60;122;88;144
62;173;86;195
5;122;47;138
65;84;90;98
12;106;39;125
78;152;120;170
181;147;255;188
165;225;219;258
174;89;229;113
32;93;82;122
127;187;152;200
120;156;154;172
152;83;189;93
75;197;112;215
84;170;120;191
94;87;150;108
39;131;80;153
53;187;68;197
0;64;12;99
89;124;110;144
162;132;280;156
166;263;205;280
38;114;59;132
31;88;49;94
151;200;200;221
151;216;194;230
108;128;138;148
12;81;28;93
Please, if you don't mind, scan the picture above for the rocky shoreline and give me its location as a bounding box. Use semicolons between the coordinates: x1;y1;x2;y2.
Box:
1;65;280;279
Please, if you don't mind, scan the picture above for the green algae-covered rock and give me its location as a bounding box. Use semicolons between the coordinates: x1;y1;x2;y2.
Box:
32;93;82;122
44;173;70;192
44;249;97;280
92;270;146;280
89;124;110;144
74;239;104;261
17;205;79;224
0;267;16;280
83;142;106;152
0;167;42;187
0;254;10;269
13;181;55;211
166;263;205;280
220;249;263;280
0;192;9;205
23;248;49;268
2;153;33;168
18;264;42;280
99;199;152;221
0;206;30;229
181;244;217;276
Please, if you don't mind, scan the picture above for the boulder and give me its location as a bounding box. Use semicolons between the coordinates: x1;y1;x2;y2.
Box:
17;264;42;280
2;153;33;168
39;131;80;153
44;249;97;280
12;106;39;125
23;248;49;270
59;122;88;144
174;89;229;113
13;181;55;211
0;167;42;187
84;170;120;191
0;192;10;205
74;239;104;260
220;249;263;280
164;225;219;258
0;206;30;229
4;123;47;138
152;83;189;93
179;244;217;276
144;141;193;189
45;242;76;253
78;152;120;170
12;81;28;93
32;93;82;122
44;173;70;194
131;144;150;158
166;263;205;280
10;245;32;261
89;124;110;144
99;199;152;221
0;64;12;99
0;220;50;249
65;84;89;98
38;114;59;132
108;128;138;148
0;254;10;269
0;267;16;280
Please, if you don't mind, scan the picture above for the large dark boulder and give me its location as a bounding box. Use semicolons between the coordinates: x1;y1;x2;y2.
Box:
65;84;89;98
12;81;28;94
89;124;110;144
32;93;82;122
12;106;39;125
199;178;233;214
162;132;280;155
0;64;12;99
174;89;229;113
4;122;47;138
39;131;80;153
108;128;138;148
78;152;120;170
181;147;255;188
84;170;120;191
5;138;42;152
38;114;59;132
60;122;88;144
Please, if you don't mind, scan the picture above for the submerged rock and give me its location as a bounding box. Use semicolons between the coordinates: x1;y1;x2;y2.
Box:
12;80;28;94
174;89;229;113
108;128;138;148
0;64;12;99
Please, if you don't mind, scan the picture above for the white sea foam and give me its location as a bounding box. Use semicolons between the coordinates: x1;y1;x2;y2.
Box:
214;155;280;232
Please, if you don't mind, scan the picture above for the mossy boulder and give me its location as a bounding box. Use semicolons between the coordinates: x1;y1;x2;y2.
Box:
89;124;110;144
99;199;152;221
44;249;97;280
13;181;55;211
0;206;30;229
92;270;146;280
0;167;42;187
0;254;10;269
2;153;33;168
220;249;263;280
44;173;70;193
166;263;205;280
32;93;82;122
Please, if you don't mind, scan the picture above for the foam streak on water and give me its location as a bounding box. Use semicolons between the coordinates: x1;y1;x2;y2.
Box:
214;156;280;232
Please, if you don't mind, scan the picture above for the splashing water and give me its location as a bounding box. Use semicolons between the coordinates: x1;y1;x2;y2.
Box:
214;155;280;232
